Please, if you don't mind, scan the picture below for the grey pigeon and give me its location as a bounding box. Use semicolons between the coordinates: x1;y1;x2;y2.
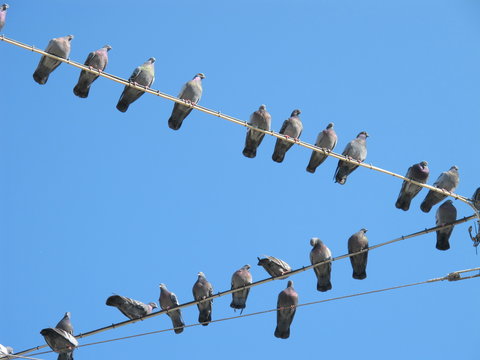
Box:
395;161;430;211
472;187;480;210
159;283;185;334
348;229;369;280
257;256;291;279
0;4;9;32
306;122;337;173
116;57;155;112
40;312;78;360
33;35;73;85
309;238;332;292
230;264;252;313
106;295;157;320
274;280;298;339
435;200;457;251
73;45;112;98
272;109;303;163
0;344;13;360
243;105;272;158
420;166;460;213
192;272;213;326
334;131;368;184
168;73;205;130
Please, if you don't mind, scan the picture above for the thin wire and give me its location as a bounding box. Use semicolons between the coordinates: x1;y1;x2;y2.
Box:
5;355;46;360
25;267;480;357
14;214;477;356
1;35;478;217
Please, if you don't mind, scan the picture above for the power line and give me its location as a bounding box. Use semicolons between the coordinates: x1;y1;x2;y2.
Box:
25;267;480;357
1;35;478;218
13;214;477;356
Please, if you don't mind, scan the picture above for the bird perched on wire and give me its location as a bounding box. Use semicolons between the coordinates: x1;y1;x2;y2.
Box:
420;165;459;213
33;35;74;85
230;264;252;314
243;105;272;158
395;161;430;211
73;45;112;98
106;295;157;320
309;238;332;292
257;255;291;279
0;4;9;32
116;57;155;112
435;200;457;251
168;73;205;130
272;109;303;163
348;228;369;280
274;280;298;339
159;283;185;334
334;131;368;185
306;122;337;173
192;272;214;326
40;312;78;360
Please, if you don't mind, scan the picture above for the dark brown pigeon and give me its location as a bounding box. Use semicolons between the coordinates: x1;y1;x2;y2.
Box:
73;45;112;98
106;295;157;320
309;238;332;292
116;57;155;112
420;165;459;213
472;187;480;210
159;284;184;334
334;131;368;185
272;109;302;163
395;161;430;211
168;73;205;130
40;312;78;360
243;105;272;158
435;200;457;250
33;35;74;85
306;122;337;173
274;280;298;339
192;272;213;326
230;265;252;313
0;4;9;32
257;256;291;279
348;229;369;280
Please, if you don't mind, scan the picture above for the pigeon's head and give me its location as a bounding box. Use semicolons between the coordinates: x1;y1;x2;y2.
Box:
327;122;334;129
149;302;158;309
360;228;368;234
357;131;369;139
103;45;112;52
197;271;205;278
259;104;267;111
310;237;321;247
148;57;156;63
291;109;301;117
64;312;71;318
5;347;13;355
451;165;459;172
159;283;167;290
66;35;74;42
243;264;251;270
195;73;206;79
1;4;8;10
419;160;428;168
287;280;294;288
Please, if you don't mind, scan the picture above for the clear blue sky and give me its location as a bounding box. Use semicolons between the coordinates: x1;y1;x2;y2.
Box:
2;1;479;359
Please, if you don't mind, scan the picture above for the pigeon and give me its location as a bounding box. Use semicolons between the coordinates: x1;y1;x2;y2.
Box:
435;200;457;251
106;295;157;320
395;161;430;211
274;280;298;339
242;105;272;158
73;45;112;98
159;284;185;334
309;238;332;292
472;187;480;210
348;229;369;280
230;264;252;313
192;272;213;326
272;109;303;163
420;166;460;213
116;57;155;112
306;122;337;173
40;312;78;360
33;35;74;85
334;131;368;184
0;4;9;32
257;256;292;279
168;73;205;130
0;344;13;360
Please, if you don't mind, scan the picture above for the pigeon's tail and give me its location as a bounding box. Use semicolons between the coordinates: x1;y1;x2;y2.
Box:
198;309;211;326
230;290;249;311
350;253;368;280
420;199;433;213
57;351;74;360
395;194;412;211
317;279;332;292
436;230;452;251
116;99;129;113
105;295;123;307
33;66;50;85
73;83;90;98
168;115;183;130
274;325;290;339
168;104;192;130
420;192;445;213
243;134;263;159
272;148;286;163
306;166;316;173
168;311;185;334
352;271;367;280
242;147;257;158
